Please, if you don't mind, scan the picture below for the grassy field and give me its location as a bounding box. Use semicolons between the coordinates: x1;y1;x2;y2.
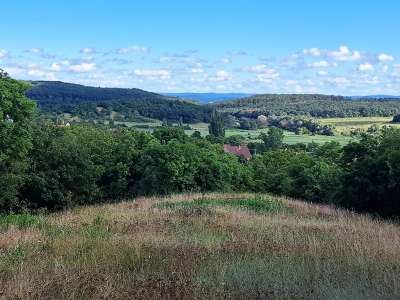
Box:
187;123;353;145
113;120;354;145
319;117;400;134
83;116;400;146
1;193;400;299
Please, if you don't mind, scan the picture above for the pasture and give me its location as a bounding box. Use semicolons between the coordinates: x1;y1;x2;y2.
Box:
319;116;400;134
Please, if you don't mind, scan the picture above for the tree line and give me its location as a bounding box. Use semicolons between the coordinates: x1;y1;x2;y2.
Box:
213;94;400;117
1;74;400;217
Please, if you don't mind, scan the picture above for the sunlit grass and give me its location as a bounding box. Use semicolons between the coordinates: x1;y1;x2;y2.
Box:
1;193;399;299
319;116;400;134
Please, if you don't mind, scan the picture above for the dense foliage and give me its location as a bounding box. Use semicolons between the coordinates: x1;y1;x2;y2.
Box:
213;94;400;117
0;73;36;210
265;116;334;135
392;114;400;123
340;128;400;216
16;124;249;211
208;110;225;139
2;77;400;218
1;121;395;218
27;81;213;123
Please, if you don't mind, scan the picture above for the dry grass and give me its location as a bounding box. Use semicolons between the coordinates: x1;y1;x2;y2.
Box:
1;193;400;299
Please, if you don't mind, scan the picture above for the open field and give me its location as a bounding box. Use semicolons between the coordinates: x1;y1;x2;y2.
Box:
1;193;400;299
117;121;353;145
319;117;400;134
112;117;400;146
187;123;353;145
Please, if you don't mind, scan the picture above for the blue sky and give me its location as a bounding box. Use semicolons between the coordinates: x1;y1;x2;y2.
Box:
1;0;400;94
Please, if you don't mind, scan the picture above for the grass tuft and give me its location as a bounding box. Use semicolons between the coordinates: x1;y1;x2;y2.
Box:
154;196;289;214
0;212;42;230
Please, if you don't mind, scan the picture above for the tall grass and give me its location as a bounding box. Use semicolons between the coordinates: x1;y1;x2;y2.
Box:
1;193;399;299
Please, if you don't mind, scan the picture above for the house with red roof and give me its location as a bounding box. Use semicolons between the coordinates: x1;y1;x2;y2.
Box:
223;144;252;160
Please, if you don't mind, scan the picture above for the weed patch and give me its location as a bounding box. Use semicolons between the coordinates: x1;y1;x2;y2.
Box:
0;213;43;231
154;196;289;214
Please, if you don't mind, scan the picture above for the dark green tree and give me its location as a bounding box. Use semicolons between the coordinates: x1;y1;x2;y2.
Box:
0;72;36;211
392;114;400;123
340;128;400;216
153;126;187;144
259;127;284;151
225;135;244;146
208;110;225;139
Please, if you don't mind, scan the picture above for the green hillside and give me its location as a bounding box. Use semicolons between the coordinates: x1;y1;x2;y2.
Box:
26;81;213;123
212;94;400;117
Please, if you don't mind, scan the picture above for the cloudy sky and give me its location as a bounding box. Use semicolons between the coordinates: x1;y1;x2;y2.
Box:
1;0;400;95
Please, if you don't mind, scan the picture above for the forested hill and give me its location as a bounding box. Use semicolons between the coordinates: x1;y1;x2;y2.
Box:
27;81;175;103
26;81;213;123
163;92;254;103
211;93;400;117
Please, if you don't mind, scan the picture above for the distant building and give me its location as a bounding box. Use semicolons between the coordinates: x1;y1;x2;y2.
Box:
223;144;252;160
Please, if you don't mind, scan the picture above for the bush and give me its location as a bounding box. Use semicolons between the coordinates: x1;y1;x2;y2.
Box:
340;128;400;216
251;150;343;203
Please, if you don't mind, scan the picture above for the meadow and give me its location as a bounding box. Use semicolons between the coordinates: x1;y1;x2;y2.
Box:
319;116;400;134
1;193;400;299
97;116;400;148
117;121;354;145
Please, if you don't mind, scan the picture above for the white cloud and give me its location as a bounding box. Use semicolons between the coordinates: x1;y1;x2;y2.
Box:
242;64;270;73
378;53;394;62
227;50;248;56
80;47;96;54
241;64;280;84
255;73;278;84
48;62;62;71
318;70;329;76
358;62;374;72
328;46;361;61
27;48;44;54
302;48;321;57
219;57;231;64
242;64;279;78
27;69;57;80
294;85;304;93
308;60;330;68
4;67;24;76
189;68;204;74
134;69;171;80
285;80;298;85
68;62;96;73
363;76;379;84
210;70;232;82
113;45;149;54
0;49;7;59
158;56;175;63
327;77;350;85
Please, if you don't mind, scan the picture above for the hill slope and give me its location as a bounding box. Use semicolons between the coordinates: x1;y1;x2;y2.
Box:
27;81;213;123
1;193;399;299
212;94;400;117
163;92;254;103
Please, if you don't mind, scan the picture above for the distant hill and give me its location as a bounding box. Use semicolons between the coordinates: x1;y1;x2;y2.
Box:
349;95;400;100
163;93;254;103
26;81;213;123
212;93;400;118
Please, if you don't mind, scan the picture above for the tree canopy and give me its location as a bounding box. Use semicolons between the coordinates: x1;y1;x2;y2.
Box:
0;72;36;210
